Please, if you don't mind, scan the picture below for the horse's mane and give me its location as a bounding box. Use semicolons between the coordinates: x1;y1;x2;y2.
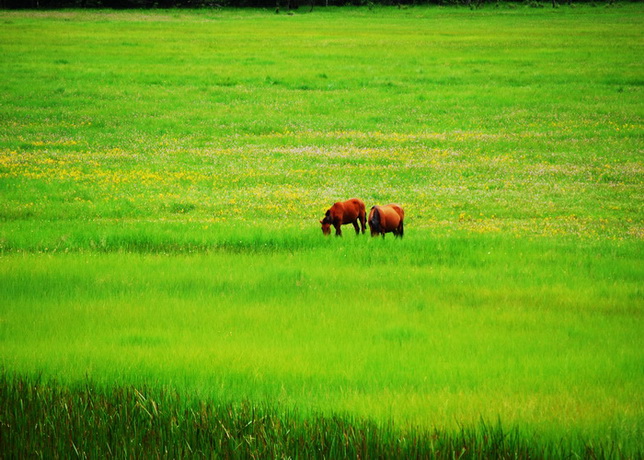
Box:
322;210;333;225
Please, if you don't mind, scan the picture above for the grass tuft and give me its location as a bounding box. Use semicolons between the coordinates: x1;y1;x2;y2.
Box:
1;374;635;459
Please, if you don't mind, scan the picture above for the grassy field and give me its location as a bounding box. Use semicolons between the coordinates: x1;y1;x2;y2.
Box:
1;4;643;457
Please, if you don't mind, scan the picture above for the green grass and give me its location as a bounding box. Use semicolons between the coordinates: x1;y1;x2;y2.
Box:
2;236;642;455
2;373;633;459
5;374;624;459
0;6;641;238
0;4;642;457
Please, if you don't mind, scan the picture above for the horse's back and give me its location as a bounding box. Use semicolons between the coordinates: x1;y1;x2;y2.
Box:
346;198;365;213
386;204;404;221
341;198;365;221
381;204;403;227
328;198;364;223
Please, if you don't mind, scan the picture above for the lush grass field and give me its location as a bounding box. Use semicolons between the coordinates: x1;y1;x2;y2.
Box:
1;4;642;457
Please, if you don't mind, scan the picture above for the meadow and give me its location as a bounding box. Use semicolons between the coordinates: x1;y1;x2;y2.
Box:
1;4;643;457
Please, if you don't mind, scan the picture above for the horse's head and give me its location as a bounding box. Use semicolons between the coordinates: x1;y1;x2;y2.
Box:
368;206;381;236
320;211;333;235
320;220;332;235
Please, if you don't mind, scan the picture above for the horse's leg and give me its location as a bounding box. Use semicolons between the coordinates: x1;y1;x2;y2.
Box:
335;223;342;237
352;220;360;235
359;212;366;234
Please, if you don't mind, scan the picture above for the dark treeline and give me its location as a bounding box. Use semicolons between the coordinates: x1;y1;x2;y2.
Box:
0;0;628;9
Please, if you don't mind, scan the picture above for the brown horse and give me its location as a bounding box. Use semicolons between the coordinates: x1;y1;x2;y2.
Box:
368;204;404;238
320;198;367;236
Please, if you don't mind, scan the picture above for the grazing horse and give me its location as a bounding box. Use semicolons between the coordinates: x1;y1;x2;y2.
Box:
320;198;367;236
368;204;405;238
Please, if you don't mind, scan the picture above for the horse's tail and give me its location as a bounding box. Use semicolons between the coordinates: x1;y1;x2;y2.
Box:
368;206;380;232
398;219;404;238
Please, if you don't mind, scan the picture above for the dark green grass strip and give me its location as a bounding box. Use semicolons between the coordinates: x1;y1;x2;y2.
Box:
0;373;633;459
